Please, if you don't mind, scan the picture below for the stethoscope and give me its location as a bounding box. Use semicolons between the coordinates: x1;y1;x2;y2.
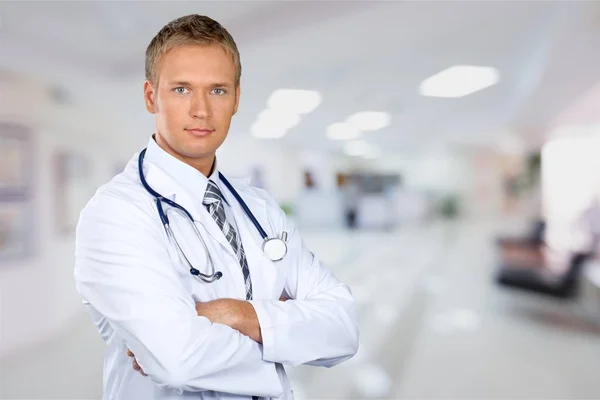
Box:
138;148;288;283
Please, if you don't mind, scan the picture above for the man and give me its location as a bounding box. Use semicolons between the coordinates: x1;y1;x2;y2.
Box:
74;14;359;400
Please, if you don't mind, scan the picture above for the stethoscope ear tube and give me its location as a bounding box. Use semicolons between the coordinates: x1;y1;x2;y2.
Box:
219;172;269;240
190;267;222;281
156;199;169;225
139;148;287;282
140;149;224;282
164;207;223;282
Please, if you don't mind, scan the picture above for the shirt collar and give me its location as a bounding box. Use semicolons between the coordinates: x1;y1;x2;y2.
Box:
145;135;229;205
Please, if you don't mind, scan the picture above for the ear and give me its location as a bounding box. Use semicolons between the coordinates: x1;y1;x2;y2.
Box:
144;81;157;114
233;84;241;115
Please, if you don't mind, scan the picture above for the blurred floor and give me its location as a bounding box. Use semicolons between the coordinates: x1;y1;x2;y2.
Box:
391;221;600;399
1;219;600;399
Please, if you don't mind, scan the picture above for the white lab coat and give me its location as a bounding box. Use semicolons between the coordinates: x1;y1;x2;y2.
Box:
74;140;359;400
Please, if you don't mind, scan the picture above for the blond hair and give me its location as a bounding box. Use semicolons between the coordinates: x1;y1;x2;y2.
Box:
145;14;241;86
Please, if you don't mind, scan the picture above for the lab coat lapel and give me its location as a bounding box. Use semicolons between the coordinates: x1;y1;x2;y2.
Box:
221;178;278;299
143;162;235;256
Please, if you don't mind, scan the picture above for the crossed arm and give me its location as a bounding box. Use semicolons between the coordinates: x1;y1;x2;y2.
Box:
76;194;358;393
194;297;280;343
128;296;288;375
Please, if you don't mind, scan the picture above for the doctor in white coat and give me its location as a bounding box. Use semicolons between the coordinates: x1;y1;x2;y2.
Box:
74;13;359;400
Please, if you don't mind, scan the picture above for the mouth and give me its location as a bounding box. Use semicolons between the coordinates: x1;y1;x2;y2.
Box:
185;128;214;137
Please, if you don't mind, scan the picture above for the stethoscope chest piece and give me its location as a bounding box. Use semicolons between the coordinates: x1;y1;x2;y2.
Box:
263;231;288;262
138;148;290;282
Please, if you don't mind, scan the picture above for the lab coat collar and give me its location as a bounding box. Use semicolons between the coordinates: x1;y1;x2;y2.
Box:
142;136;235;254
140;136;269;258
144;135;230;206
141;154;273;266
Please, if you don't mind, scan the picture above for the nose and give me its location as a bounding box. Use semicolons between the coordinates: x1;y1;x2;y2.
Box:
190;92;211;119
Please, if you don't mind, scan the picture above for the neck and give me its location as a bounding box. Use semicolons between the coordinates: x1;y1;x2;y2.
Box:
154;133;215;177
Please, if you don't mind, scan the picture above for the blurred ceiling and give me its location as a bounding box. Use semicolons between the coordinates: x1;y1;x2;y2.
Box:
1;0;600;156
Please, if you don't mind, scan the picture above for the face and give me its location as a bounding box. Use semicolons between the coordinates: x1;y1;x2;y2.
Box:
143;44;240;171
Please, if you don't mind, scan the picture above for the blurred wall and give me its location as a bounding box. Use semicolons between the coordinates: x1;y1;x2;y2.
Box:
0;72;136;357
0;71;307;358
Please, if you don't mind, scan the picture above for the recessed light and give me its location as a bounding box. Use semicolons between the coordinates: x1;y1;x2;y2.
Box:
419;65;500;98
250;109;301;139
346;111;391;131
256;109;300;130
326;122;361;140
250;121;288;139
267;89;322;114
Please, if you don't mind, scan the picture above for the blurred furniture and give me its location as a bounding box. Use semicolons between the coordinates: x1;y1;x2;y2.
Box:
495;219;546;274
498;242;546;269
496;219;545;249
495;252;591;299
580;259;600;324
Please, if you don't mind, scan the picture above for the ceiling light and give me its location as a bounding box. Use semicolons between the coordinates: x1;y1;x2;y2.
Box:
256;109;301;130
344;140;369;156
346;111;391;131
419;65;500;98
326;122;361;140
250;108;301;139
250;121;288;139
267;89;322;114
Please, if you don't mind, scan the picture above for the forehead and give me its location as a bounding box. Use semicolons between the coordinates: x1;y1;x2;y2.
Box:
156;44;236;84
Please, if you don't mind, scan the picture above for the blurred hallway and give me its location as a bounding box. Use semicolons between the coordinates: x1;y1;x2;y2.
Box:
2;2;600;398
2;219;599;399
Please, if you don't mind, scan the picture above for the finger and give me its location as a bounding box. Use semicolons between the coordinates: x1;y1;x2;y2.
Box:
279;296;289;302
126;349;134;357
133;359;147;376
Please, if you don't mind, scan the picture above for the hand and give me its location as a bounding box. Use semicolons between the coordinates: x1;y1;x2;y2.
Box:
195;299;262;343
195;298;245;328
126;349;147;376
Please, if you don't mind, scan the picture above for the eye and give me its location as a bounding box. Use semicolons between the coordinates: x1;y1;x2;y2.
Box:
174;87;189;95
211;88;227;96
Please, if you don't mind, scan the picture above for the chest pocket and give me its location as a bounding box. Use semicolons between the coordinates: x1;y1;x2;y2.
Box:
230;204;289;301
246;238;289;300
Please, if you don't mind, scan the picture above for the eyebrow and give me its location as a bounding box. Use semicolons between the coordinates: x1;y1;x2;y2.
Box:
209;82;233;88
168;81;232;88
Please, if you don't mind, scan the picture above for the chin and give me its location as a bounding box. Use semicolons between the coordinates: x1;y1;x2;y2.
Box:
178;144;216;160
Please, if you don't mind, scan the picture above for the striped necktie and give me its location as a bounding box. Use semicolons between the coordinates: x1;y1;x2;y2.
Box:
203;179;253;300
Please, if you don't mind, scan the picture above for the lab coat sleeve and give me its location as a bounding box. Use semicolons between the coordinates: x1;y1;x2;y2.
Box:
249;195;359;367
74;192;282;397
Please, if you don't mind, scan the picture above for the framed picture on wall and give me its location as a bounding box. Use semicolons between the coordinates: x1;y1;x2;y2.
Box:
0;202;34;262
54;151;93;234
0;123;32;199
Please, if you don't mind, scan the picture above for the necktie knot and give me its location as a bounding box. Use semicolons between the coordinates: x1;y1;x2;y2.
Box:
203;180;224;206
